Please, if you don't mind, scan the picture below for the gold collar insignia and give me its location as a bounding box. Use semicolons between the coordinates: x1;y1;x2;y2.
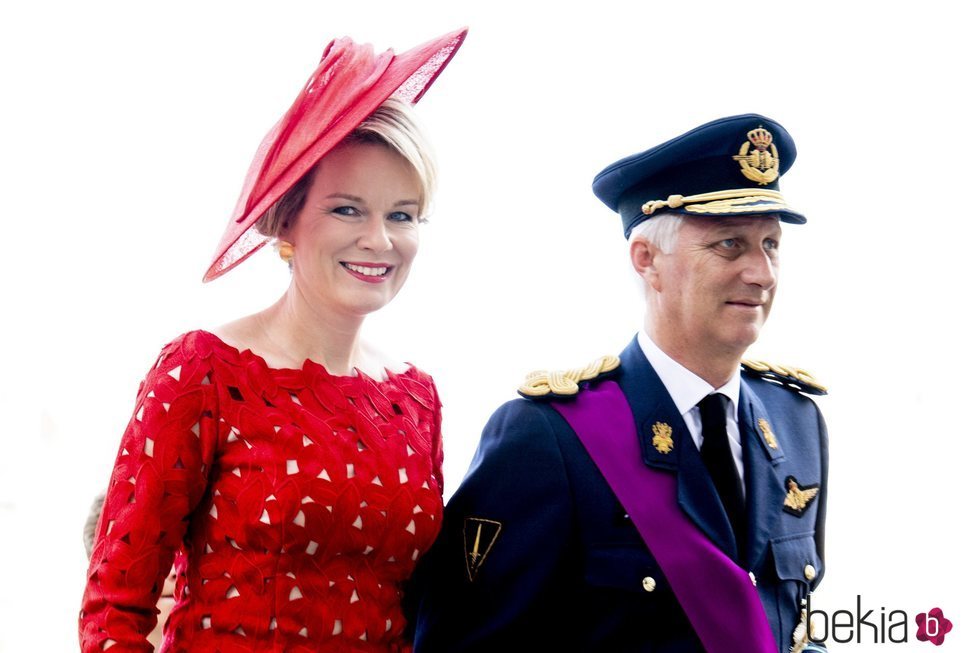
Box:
758;418;778;449
652;422;674;454
733;126;780;185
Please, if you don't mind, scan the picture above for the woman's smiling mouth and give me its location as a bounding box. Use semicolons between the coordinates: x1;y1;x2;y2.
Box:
341;261;392;282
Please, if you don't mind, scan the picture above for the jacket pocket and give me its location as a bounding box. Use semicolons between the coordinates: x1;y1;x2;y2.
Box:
772;532;822;584
769;533;822;648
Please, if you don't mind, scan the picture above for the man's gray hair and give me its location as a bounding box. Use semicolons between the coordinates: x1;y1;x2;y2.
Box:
627;212;686;253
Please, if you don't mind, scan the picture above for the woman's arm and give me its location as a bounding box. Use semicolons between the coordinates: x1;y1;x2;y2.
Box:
79;334;219;653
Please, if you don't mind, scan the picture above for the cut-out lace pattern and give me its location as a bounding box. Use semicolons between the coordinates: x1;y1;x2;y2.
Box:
80;331;444;652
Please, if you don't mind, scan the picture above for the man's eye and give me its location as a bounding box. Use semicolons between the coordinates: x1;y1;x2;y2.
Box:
764;238;779;250
719;238;738;248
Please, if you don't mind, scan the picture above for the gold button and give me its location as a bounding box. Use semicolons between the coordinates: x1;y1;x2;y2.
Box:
804;564;816;581
748;571;757;586
641;576;656;592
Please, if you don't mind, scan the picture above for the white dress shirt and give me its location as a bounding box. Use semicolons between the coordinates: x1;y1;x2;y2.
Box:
636;330;745;489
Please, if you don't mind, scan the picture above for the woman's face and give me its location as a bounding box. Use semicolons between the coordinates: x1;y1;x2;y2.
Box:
284;141;423;318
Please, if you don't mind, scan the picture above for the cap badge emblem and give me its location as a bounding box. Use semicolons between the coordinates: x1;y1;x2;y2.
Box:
733;126;780;185
652;422;674;454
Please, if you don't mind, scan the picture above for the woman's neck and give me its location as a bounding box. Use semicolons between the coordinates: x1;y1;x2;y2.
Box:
268;284;364;375
251;285;366;374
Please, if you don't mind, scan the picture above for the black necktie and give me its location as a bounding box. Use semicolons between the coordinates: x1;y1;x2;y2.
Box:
697;393;745;552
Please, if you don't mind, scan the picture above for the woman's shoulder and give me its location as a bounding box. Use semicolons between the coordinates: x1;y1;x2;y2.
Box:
358;341;422;381
174;315;281;367
206;316;262;354
148;329;244;373
375;357;440;411
156;329;222;356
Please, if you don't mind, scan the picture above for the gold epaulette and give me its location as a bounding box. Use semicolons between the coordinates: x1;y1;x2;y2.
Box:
741;359;827;396
518;355;621;399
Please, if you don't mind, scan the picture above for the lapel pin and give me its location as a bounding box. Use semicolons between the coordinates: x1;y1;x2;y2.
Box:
651;422;674;454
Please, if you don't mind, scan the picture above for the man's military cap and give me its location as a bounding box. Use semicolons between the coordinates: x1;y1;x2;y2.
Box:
592;114;806;237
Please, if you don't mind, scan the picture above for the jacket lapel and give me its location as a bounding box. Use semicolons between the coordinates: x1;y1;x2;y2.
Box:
738;379;785;571
617;338;738;560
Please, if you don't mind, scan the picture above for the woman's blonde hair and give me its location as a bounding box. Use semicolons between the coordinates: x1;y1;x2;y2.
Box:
255;98;436;238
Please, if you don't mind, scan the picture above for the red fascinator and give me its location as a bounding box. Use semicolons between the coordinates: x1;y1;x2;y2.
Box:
204;27;468;282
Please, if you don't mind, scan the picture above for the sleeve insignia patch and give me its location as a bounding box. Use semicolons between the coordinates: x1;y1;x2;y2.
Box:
463;517;502;582
651;422;674;454
783;476;820;517
758;418;779;449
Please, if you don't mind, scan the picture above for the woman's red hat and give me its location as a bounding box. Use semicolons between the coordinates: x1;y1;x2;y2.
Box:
204;28;467;282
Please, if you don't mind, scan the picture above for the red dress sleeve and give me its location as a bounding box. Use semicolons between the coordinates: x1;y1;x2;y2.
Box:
80;334;219;652
429;380;445;496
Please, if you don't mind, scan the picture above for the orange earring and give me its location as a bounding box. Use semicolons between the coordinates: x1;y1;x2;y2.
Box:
278;241;294;262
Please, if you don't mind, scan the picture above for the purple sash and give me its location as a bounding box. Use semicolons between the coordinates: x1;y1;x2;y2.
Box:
551;380;777;653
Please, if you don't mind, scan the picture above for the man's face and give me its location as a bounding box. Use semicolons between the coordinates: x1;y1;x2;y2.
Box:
652;215;781;358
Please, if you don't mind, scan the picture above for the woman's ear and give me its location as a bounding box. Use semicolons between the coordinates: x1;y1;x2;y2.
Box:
629;238;663;293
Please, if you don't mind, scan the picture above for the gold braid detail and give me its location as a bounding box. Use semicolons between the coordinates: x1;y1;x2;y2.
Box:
641;188;787;216
742;358;827;394
683;195;788;215
519;355;621;397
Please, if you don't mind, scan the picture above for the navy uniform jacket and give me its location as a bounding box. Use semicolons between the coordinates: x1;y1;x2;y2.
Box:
412;338;828;652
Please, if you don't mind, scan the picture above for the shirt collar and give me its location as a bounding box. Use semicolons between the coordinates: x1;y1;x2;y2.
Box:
637;329;741;417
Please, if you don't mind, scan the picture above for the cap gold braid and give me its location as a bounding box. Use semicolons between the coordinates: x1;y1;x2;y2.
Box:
641;188;788;216
519;355;621;397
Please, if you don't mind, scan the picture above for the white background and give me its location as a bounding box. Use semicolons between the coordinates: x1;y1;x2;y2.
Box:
1;1;977;650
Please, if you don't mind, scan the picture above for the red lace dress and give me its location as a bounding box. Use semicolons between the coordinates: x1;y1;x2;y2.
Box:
80;331;444;652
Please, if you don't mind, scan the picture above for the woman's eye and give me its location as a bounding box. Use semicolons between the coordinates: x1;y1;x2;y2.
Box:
388;211;416;223
332;206;359;217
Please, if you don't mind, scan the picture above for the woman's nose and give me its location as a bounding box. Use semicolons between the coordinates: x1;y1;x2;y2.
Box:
357;215;393;252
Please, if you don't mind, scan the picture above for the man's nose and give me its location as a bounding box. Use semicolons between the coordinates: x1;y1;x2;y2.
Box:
741;248;777;289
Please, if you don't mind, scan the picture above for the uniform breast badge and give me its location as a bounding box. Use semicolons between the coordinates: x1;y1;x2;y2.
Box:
757;418;779;449
463;517;502;582
651;422;674;454
783;476;820;517
732;127;780;185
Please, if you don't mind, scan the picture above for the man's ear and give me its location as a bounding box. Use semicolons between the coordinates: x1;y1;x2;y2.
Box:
630;238;663;292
